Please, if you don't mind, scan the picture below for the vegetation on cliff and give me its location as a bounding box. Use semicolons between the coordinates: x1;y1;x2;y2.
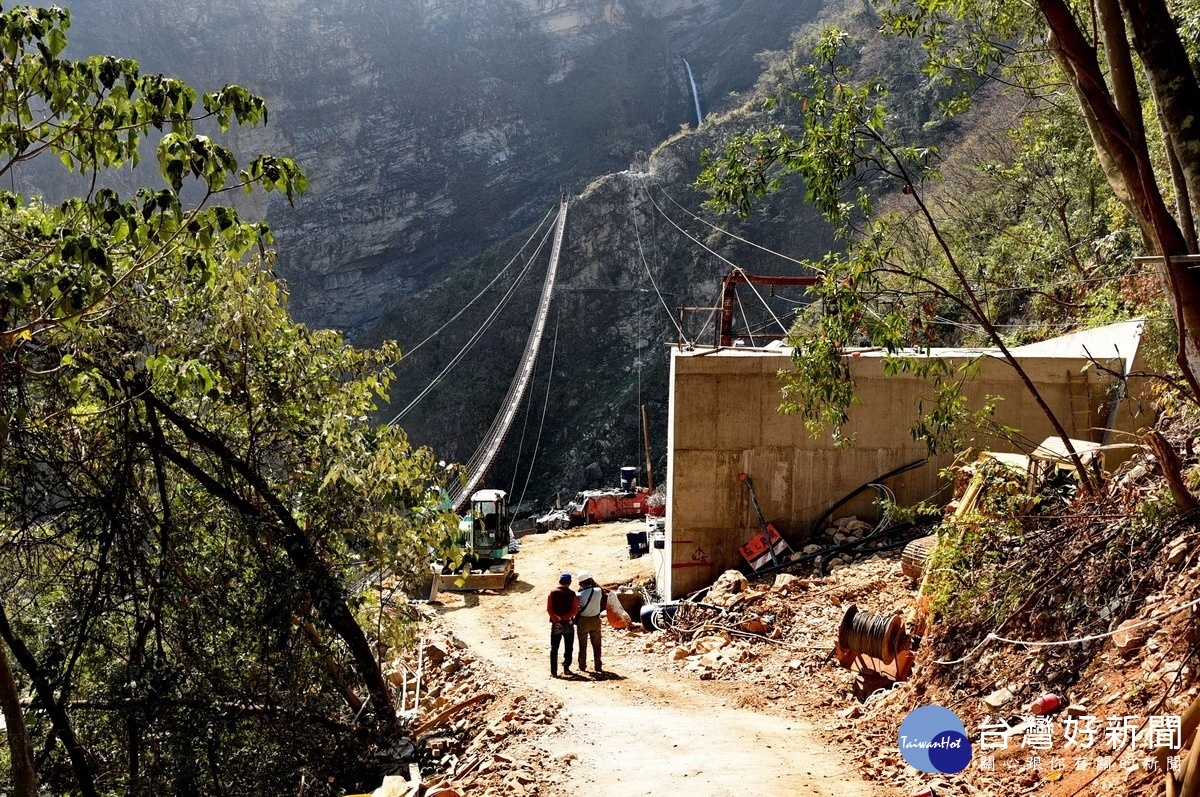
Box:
697;0;1200;792
0;7;456;794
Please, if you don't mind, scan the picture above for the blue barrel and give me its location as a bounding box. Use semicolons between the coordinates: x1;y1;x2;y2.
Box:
620;466;637;490
626;531;649;558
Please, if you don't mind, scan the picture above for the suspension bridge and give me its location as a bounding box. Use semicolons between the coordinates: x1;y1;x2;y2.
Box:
395;179;811;515
443;195;569;510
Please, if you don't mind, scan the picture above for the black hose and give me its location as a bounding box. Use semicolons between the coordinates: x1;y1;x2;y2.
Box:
809;458;929;536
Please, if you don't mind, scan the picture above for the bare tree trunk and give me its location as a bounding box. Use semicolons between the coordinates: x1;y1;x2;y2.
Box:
1162;119;1199;252
1121;0;1200;216
1119;0;1200;391
1041;0;1200;401
1046;32;1152;249
0;639;38;797
1146;429;1199;511
1097;0;1146;158
0;605;97;797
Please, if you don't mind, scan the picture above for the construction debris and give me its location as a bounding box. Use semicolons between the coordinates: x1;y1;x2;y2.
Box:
366;628;576;797
372;434;1199;797
567;488;652;525
737;473;794;570
533;508;571;533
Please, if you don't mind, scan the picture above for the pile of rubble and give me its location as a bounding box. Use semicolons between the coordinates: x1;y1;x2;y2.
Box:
359;625;572;797
655;546;919;700
646;500;1200;797
804;515;878;572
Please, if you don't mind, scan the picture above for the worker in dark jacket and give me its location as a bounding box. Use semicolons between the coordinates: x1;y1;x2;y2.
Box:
546;572;578;677
575;571;605;675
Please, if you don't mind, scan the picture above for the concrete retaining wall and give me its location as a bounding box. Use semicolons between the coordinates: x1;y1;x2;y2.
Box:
663;325;1143;598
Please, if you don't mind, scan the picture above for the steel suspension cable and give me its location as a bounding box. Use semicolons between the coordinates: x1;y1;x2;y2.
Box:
641;184;730;337
630;193;691;346
650;180;816;270
388;222;553;425
508;353;541;497
735;288;757;347
398;206;555;362
514;310;560;518
733;266;790;336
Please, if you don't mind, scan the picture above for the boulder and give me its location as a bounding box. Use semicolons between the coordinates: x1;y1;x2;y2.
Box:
1166;535;1191;565
1112;619;1152;655
423;640;449;664
739;618;769;634
982;687;1015;711
844;519;873;535
694;633;731;654
706;570;749;606
773;573;806;591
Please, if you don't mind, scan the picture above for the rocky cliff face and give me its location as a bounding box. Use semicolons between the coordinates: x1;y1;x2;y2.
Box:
60;0;824;333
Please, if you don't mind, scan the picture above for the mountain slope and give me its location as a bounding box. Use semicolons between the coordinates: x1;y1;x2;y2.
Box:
52;0;827;332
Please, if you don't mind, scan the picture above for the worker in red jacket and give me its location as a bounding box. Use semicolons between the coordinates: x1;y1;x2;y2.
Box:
546;572;579;677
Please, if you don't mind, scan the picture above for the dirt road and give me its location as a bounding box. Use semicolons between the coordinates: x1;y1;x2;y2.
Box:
434;521;884;797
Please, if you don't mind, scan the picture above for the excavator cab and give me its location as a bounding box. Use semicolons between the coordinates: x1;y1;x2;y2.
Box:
467;488;509;557
433;488;516;592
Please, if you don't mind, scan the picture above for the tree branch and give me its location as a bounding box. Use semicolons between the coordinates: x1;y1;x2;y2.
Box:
137;391;395;729
0;603;97;797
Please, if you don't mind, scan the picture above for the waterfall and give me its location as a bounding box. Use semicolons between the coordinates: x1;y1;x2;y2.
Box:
683;57;703;126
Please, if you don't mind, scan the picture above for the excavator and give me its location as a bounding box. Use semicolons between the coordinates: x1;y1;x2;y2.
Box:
432;488;518;592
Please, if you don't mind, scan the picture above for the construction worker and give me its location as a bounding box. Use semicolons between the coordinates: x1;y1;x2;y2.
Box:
546;572;578;677
575;571;604;676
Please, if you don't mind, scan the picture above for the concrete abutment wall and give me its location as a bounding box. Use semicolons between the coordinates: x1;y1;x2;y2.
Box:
663;321;1145;599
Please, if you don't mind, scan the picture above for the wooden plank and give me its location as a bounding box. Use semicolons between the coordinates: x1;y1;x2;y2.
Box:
411;692;494;737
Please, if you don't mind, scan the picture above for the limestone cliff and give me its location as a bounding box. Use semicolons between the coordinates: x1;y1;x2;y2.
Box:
44;0;845;509
60;0;824;332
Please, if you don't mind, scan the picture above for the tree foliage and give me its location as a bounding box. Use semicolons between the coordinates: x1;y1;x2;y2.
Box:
0;6;455;794
874;0;1200;397
699;26;1100;483
697;0;1200;494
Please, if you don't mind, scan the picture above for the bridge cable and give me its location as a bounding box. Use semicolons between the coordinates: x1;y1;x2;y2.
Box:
736;288;757;347
388;221;554;424
641;183;728;337
399;206;556;363
649;180;819;271
388;241;543;424
641;182;794;338
508;352;541;497
513;309;560;520
631;189;691;346
733;266;790;336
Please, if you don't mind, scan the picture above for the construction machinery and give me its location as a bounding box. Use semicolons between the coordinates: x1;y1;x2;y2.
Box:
567;487;654;526
565;466;664;526
433;488;518;592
